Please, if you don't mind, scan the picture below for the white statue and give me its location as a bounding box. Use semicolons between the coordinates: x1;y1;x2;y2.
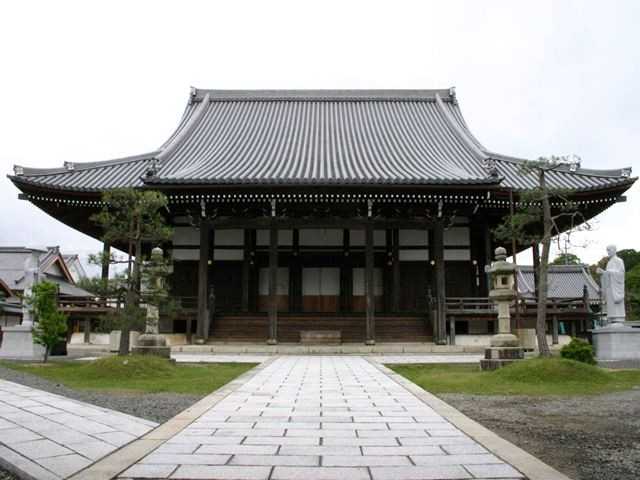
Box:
21;252;40;328
597;245;626;325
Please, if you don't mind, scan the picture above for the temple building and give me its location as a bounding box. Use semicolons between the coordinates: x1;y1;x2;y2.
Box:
8;89;636;345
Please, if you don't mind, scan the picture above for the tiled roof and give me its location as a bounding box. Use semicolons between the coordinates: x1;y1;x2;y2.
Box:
9;89;635;192
517;264;600;302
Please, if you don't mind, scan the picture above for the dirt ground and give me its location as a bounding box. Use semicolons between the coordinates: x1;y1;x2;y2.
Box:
441;389;640;480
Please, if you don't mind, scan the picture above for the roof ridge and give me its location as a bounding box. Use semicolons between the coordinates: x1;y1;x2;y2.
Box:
13;151;160;178
191;88;456;103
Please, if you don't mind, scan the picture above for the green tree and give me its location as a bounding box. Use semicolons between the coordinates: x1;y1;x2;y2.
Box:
29;281;68;363
618;249;640;272
494;156;587;357
551;253;582;265
90;189;172;355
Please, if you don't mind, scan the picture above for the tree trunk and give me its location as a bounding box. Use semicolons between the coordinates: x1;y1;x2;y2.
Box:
536;170;552;357
43;347;49;364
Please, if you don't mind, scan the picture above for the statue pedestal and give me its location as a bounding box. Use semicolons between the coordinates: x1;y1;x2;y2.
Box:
592;325;640;363
0;325;46;361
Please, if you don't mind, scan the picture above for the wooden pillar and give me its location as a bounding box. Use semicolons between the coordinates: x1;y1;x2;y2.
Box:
449;315;456;345
340;229;353;313
552;314;559;345
483;221;492;296
83;318;91;344
241;229;252;312
392;229;400;312
196;220;211;342
101;242;110;281
433;221;447;345
290;229;302;313
365;223;376;345
267;222;278;344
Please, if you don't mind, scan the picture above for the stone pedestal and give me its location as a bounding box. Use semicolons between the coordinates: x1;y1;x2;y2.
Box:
0;325;46;361
108;330;141;352
592;325;640;362
480;346;525;370
132;334;171;358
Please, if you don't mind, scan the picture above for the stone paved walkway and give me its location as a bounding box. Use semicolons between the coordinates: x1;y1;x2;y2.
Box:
120;356;524;480
0;379;157;479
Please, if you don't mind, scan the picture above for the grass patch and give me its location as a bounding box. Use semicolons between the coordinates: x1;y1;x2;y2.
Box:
1;355;256;396
390;357;640;396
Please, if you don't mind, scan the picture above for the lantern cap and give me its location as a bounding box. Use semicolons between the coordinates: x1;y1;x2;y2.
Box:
488;246;515;274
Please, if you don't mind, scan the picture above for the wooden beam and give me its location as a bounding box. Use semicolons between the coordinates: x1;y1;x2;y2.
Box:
196;219;210;342
365;222;376;345
267;222;278;344
433;221;447;344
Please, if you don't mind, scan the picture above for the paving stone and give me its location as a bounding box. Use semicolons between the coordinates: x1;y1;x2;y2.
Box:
243;436;319;445
322;437;399;446
156;443;200;454
411;454;504;465
122;463;178;478
442;443;489;454
37;453;93;478
278;445;361;456
196;444;279;455
363;445;444;456
398;437;476;446
67;440;117;460
322;455;411;466
271;466;370;480
94;431;137;447
10;438;73;459
170;465;271;479
369;465;472;479
142;453;231;465
464;463;525;478
231;454;319;466
0;427;42;444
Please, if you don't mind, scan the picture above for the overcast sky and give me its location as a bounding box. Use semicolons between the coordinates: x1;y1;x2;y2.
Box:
1;0;638;275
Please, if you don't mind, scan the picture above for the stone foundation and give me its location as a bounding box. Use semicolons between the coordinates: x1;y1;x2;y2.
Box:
480;346;525;371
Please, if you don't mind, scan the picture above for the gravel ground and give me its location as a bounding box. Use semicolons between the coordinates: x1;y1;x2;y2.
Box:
0;364;202;424
441;389;640;480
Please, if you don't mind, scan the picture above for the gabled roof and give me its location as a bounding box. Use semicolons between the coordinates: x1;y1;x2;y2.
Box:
0;246;77;292
9;88;635;192
517;264;600;302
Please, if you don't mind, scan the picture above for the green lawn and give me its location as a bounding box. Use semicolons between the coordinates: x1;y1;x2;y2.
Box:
0;355;257;396
390;357;640;396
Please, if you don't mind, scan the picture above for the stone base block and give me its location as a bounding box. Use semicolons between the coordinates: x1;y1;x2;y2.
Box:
484;346;525;360
592;325;640;361
480;346;525;370
131;334;171;358
131;345;171;358
480;358;521;370
0;326;46;361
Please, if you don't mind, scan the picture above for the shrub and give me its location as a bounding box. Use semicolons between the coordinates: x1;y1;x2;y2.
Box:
560;337;596;365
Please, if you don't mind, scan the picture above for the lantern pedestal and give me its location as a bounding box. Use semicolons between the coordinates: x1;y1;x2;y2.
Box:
480;246;525;371
480;346;525;370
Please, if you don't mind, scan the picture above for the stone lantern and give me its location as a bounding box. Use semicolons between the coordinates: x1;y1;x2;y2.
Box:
132;247;171;358
480;246;524;370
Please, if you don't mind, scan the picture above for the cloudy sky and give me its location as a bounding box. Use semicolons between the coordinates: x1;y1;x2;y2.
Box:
1;0;638;274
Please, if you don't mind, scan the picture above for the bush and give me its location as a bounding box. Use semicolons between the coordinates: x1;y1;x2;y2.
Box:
560;337;596;365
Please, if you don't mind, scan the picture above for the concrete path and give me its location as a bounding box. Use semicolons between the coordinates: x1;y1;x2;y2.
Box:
119;357;524;480
0;379;157;480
